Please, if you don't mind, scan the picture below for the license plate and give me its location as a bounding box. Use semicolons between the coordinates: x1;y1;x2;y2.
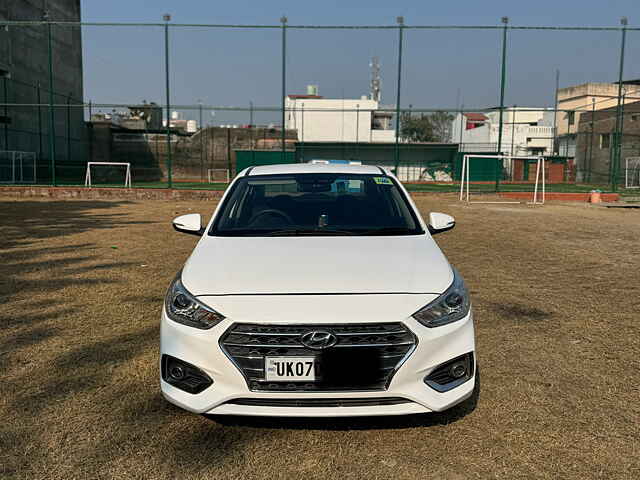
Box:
265;356;315;382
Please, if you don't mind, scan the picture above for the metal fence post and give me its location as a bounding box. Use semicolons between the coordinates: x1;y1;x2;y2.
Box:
588;98;595;183
2;76;8;150
227;127;232;175
496;16;509;192
198;100;204;182
300;103;305;162
66;93;71;164
281;16;287;161
552;69;559;155
250;101;255;164
394;16;405;173
46;16;57;186
37;82;43;162
611;17;627;192
163;14;173;188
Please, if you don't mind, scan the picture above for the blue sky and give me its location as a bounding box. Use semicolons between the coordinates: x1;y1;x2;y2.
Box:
81;0;640;124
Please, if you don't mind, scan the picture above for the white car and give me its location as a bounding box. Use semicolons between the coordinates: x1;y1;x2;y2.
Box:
161;163;478;417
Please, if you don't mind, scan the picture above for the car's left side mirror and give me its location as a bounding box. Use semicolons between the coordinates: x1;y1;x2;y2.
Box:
172;213;204;236
428;212;455;235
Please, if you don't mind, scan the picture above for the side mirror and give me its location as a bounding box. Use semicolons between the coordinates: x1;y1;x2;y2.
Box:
428;212;455;235
172;213;204;236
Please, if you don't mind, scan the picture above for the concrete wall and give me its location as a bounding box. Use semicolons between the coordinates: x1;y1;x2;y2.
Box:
0;0;85;178
285;97;396;143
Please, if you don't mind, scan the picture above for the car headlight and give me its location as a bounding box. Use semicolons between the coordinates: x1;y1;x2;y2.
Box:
412;268;470;328
164;273;225;329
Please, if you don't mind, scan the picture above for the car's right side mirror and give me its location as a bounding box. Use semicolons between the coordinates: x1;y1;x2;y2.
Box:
428;212;455;235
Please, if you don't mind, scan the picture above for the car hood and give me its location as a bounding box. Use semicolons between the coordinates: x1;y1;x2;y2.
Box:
181;235;453;296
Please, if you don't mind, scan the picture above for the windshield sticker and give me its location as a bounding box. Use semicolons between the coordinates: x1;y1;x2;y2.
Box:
374;177;393;185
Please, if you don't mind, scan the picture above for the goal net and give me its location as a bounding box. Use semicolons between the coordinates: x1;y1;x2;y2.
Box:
625;157;640;189
459;154;545;204
0;151;37;183
207;168;230;183
84;162;132;188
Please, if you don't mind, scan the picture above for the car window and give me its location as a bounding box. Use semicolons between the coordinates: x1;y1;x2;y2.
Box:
210;173;423;236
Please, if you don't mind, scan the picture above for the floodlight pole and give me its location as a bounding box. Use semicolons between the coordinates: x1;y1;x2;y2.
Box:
281;16;287;161
612;17;628;192
394;16;405;173
163;14;172;188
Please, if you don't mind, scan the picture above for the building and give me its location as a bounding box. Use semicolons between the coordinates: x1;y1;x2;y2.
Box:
450;107;554;156
555;80;640;158
575;100;640;183
284;89;396;143
0;0;84;179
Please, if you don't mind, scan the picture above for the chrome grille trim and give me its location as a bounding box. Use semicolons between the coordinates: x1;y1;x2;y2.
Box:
219;322;417;392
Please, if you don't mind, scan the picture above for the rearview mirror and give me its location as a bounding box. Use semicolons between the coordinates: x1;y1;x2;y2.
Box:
172;213;204;236
428;212;455;235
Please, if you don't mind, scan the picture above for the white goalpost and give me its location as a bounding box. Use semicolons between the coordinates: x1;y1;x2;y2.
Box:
207;168;230;183
84;162;132;188
459;154;545;205
625;157;640;189
0;151;37;184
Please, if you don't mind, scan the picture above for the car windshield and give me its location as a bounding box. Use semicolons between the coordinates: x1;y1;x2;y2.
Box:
210;173;423;236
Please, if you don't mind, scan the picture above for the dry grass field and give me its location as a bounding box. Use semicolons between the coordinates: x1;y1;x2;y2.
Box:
1;194;638;479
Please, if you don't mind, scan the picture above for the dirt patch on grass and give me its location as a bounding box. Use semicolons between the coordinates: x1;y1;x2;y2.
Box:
0;196;638;479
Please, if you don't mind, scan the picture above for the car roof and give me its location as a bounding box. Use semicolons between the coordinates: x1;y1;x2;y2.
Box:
244;163;386;176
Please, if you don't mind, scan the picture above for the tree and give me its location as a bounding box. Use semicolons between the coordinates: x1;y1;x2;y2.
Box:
400;111;454;142
429;111;455;142
400;113;433;142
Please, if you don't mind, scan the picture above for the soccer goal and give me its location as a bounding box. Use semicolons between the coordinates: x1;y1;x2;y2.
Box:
625;157;640;189
84;162;132;188
207;168;230;183
459;154;545;204
0;151;37;183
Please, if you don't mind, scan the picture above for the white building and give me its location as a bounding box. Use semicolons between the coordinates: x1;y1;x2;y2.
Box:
285;93;396;143
450;107;555;156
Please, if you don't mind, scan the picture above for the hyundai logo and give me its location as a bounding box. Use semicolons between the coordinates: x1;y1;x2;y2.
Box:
300;330;338;350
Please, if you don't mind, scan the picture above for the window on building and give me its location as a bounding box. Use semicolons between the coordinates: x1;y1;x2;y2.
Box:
567;111;575;126
631;114;639;122
600;133;611;149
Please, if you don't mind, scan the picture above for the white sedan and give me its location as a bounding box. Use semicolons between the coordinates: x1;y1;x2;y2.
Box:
160;163;478;417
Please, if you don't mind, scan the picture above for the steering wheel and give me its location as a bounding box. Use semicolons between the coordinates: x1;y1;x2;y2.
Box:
248;209;294;227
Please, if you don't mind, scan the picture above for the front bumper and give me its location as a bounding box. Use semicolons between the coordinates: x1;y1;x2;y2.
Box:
160;309;475;417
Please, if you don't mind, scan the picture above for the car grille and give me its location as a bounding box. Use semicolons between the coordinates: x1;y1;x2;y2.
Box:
219;323;416;392
226;397;413;408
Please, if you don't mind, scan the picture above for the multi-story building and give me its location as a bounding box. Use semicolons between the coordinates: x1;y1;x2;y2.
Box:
0;0;84;179
555;80;640;158
450;107;555;156
575;100;640;184
285;89;396;143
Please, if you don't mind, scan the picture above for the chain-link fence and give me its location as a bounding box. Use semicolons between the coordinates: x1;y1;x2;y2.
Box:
1;18;639;193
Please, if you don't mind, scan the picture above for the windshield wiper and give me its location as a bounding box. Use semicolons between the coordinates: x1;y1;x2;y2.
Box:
265;228;354;236
355;227;415;236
